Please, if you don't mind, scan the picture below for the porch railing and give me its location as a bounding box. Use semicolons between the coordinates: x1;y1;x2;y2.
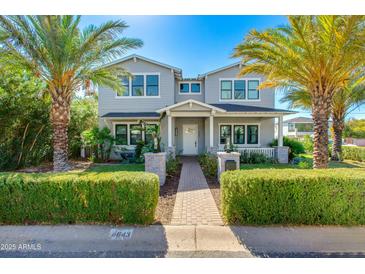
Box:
217;147;276;158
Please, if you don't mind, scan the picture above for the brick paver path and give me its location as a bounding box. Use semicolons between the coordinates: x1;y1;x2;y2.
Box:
171;157;223;225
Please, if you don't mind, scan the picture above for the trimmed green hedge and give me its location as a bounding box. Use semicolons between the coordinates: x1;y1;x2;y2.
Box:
342;146;365;162
0;171;159;225
221;169;365;225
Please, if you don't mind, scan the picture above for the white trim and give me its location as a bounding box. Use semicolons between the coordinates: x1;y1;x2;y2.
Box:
198;62;240;78
100;54;182;75
178;81;202;95
112;121;159;147
157;99;226;113
218;122;261;148
214;112;295;117
219;78;261;102
115;73;161;99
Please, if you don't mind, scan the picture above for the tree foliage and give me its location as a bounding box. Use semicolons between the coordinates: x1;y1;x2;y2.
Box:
344;119;365;138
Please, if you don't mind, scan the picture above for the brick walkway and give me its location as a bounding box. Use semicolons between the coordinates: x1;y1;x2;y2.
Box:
171;157;223;225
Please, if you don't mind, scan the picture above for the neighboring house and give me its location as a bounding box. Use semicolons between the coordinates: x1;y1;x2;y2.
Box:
98;54;294;161
276;117;332;140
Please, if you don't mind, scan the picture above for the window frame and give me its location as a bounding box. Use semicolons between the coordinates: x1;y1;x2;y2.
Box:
247;125;259;145
115;73;160;98
218;123;260;147
113;122;159;146
219;125;232;145
233;125;245;145
115;124;128;145
178;81;202;95
219;78;261;102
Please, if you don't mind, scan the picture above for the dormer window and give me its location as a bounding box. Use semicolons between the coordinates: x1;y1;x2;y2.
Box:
179;82;201;94
116;73;160;97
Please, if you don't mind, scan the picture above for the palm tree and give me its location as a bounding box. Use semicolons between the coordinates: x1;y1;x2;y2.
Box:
281;80;365;161
0;16;142;171
233;16;365;168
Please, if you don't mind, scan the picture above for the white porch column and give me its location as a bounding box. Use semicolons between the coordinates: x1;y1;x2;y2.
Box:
278;115;283;147
209;112;214;147
167;111;172;147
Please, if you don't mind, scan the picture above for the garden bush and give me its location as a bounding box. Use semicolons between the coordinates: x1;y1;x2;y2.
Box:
270;137;305;160
0;171;159;225
166;155;181;176
198;153;217;177
240;151;276;164
342;146;365;162
221;169;365;225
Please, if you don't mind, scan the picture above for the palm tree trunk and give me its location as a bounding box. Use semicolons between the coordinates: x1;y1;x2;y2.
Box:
312;94;331;169
51;96;71;171
331;114;344;161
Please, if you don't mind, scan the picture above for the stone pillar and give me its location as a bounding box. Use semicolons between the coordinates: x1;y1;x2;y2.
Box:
274;146;289;164
144;152;167;186
167;146;176;159
217;152;240;180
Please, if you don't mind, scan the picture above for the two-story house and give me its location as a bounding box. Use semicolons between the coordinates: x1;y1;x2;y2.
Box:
98;54;294;162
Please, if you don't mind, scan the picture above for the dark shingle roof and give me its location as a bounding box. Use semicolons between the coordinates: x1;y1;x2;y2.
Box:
210;104;295;113
101;112;160;118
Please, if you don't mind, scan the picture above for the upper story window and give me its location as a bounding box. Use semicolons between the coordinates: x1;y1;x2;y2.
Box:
180;83;189;93
116;74;160;98
179;82;201;94
220;79;260;101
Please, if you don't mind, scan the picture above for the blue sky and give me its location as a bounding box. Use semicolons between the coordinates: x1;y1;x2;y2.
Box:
80;16;364;120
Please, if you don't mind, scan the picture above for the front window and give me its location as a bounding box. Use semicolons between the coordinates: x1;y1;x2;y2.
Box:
220;125;231;145
191;83;201;93
248;80;259;99
234;80;245;99
132;75;144;96
145;124;158;145
247;125;259;144
220;81;232;100
180;83;189;93
146;75;159;96
115;125;128;145
119;76;129;96
130;124;142;145
234;125;245;144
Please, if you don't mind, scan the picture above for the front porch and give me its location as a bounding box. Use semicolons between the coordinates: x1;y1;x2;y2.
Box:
158;99;290;162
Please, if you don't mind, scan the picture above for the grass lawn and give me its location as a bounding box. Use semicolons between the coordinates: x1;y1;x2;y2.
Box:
240;154;365;170
87;163;145;173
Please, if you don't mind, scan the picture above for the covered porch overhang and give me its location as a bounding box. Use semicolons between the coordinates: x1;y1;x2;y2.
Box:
157;99;296;151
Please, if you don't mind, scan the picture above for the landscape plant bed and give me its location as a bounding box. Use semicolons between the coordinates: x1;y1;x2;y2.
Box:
154;163;182;224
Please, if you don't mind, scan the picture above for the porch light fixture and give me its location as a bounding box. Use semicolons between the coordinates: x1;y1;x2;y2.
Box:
175;128;178;136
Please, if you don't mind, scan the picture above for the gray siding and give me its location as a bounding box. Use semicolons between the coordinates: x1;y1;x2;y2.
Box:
204;65;275;108
98;58;175;116
174;80;205;103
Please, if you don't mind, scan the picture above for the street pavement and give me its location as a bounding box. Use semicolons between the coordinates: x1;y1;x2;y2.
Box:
0;225;365;258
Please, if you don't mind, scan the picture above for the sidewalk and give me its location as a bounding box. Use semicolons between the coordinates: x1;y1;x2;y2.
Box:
1;225;365;258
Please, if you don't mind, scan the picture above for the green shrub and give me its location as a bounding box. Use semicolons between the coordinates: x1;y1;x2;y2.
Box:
221;169;365;225
0;171;159;225
342;146;365;162
270;137;305;160
302;135;313;153
198;153;217;177
166;156;181;176
240;151;275;164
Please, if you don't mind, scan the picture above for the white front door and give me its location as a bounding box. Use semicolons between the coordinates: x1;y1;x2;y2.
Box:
182;124;198;155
